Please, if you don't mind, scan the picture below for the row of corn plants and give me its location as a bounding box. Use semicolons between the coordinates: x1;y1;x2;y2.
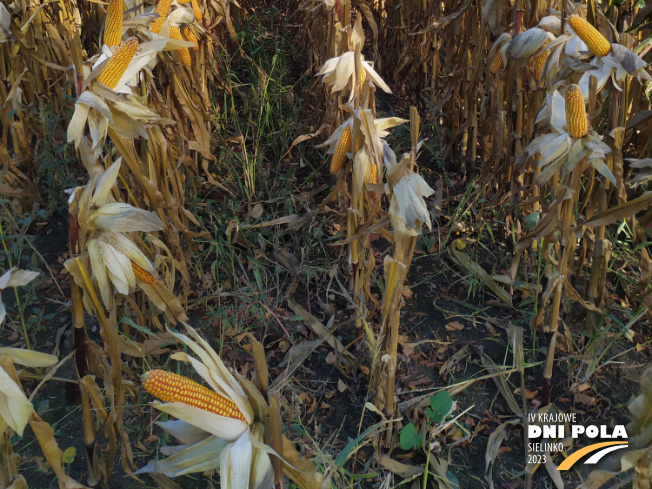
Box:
1;0;325;487
295;0;652;397
291;1;652;484
489;7;652;405
294;1;439;458
1;0;96;485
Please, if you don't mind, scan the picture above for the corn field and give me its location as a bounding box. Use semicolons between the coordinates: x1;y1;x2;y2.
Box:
1;0;652;487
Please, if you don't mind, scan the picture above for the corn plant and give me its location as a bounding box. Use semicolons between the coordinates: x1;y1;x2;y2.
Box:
0;277;85;488
57;0;231;480
137;323;324;489
295;11;399;342
510;7;651;404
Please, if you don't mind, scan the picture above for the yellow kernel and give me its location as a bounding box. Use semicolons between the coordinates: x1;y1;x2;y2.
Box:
565;84;588;138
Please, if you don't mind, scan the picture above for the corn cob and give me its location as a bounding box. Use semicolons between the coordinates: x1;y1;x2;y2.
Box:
169;25;192;67
565;84;587;138
142;370;246;421
371;161;378;184
97;37;139;89
103;0;123;47
568;15;611;57
532;38;550;81
151;0;173;34
330;125;352;174
358;63;366;89
489;54;503;74
131;261;157;284
183;26;199;51
190;0;202;21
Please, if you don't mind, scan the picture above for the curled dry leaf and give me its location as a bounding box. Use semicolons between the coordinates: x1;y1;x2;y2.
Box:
0;268;39;326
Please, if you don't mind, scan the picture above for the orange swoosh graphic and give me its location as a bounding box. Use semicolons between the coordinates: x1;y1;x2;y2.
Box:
557;441;628;471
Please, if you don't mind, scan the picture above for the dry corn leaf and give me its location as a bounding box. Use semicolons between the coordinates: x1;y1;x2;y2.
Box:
0;348;56;368
439;345;470;377
416;1;471;35
485;420;519;489
149;473;184;489
0;358;33;437
272;339;322;391
281;435;324;489
0;268;39;326
138;282;189;324
287;298;355;371
543;454;564;489
627;365;652;440
449;247;511;304
377;453;423;479
28;413;88;488
477;347;522;417
583;192;652;228
171;74;213;160
562;277;603;314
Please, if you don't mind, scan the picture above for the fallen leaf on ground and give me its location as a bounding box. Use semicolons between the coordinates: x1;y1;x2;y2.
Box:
446;321;464;331
575;393;596;407
577;383;591;393
513;387;538;400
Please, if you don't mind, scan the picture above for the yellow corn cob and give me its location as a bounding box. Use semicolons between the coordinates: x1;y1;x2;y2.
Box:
565;84;587;138
169;25;192;67
183;26;199;51
532;38;550;81
371;161;378;184
131;261;157;284
190;0;202;21
330;125;352;174
358;63;366;90
568;15;611;57
142;370;246;421
489;54;503;74
97;37;139;89
103;0;123;47
151;0;172;34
